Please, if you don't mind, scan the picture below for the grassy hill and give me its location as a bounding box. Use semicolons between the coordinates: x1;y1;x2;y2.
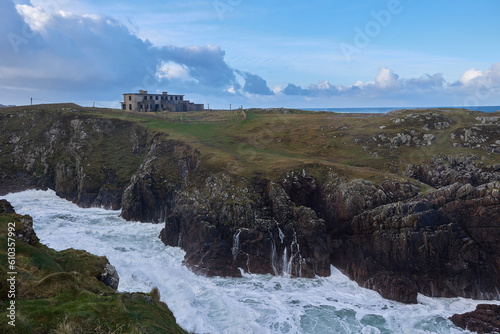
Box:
78;104;500;186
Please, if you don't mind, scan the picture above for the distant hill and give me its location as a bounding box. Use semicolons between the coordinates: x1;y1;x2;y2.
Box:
0;104;15;108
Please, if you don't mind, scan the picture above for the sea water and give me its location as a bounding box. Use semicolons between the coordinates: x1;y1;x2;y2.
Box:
3;190;499;334
300;106;500;114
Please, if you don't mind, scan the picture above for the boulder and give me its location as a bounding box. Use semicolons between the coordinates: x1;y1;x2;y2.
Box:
450;304;500;333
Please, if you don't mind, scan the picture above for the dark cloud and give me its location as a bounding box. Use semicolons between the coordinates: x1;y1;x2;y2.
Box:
0;2;156;100
240;72;274;95
283;83;309;96
0;0;272;103
158;45;239;89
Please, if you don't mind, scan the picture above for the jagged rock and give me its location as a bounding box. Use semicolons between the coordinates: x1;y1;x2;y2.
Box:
15;215;40;245
450;304;500;333
0;199;15;214
0;199;39;245
333;182;500;303
423;133;435;143
121;134;200;223
406;154;500;188
160;172;331;278
98;263;120;291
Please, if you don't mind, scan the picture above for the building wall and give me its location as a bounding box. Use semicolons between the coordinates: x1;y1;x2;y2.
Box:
121;91;203;112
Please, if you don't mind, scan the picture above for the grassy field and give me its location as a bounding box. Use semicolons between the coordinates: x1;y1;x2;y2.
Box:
6;103;499;186
84;105;499;183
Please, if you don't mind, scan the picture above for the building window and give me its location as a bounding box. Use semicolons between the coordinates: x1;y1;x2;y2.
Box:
128;96;131;101
180;96;183;100
155;96;158;100
129;104;132;110
122;104;126;110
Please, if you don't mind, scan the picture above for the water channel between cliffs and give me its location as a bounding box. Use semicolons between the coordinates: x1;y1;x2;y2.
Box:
4;189;499;334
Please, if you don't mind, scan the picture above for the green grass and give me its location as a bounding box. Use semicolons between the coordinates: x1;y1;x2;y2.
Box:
2;103;499;186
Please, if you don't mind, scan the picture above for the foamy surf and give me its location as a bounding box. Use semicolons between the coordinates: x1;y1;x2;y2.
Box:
3;190;498;333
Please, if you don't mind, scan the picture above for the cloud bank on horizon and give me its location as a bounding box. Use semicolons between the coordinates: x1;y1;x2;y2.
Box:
1;0;500;108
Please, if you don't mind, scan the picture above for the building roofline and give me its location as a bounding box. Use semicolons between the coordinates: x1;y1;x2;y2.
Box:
123;93;185;96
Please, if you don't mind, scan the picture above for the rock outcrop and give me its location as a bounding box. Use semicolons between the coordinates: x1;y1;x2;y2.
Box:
450;304;500;333
334;181;500;303
159;167;500;303
98;263;120;291
406;154;500;188
160;172;331;278
121;134;200;223
0;199;39;245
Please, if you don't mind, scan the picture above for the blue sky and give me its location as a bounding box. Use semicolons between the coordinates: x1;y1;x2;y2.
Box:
1;0;500;108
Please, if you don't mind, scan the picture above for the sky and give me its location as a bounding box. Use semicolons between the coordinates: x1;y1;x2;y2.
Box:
1;0;500;109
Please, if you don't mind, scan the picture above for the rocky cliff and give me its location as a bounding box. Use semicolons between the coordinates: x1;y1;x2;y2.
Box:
1;105;499;304
0;105;149;209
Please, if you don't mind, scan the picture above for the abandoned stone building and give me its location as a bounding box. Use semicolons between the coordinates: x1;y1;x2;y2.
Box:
121;90;204;112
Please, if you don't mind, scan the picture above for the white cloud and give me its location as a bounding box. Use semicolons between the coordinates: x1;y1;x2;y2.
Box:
460;68;483;85
375;67;400;89
272;85;284;94
16;4;53;32
157;61;193;82
459;63;500;91
316;80;331;90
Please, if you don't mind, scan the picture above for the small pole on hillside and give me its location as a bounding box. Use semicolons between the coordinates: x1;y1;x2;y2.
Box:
208;103;210;110
230;104;232;110
30;97;32;105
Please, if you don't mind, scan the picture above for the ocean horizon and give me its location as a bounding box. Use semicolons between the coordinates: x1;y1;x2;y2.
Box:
299;106;500;114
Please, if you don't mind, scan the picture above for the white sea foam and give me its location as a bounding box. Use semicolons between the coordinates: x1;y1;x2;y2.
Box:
3;189;499;333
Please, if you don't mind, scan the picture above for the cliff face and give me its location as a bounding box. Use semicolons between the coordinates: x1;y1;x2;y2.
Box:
0;106;149;209
2;105;500;305
158;167;500;303
121;133;200;223
160;171;332;278
337;181;500;303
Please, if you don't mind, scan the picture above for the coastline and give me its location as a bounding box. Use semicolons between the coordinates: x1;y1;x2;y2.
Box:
299;105;500;113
